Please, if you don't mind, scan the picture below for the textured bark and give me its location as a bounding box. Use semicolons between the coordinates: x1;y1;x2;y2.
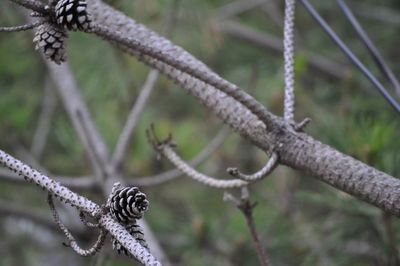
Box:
85;0;400;217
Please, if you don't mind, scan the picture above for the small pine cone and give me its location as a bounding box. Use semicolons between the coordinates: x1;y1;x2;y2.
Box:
112;222;149;256
33;22;67;64
55;0;92;31
110;187;149;223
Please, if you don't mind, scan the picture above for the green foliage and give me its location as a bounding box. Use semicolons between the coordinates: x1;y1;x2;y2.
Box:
0;0;399;265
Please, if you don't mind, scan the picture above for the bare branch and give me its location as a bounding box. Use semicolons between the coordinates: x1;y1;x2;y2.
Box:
283;0;296;122
0;150;101;215
112;69;159;169
99;214;161;266
31;77;57;159
227;152;278;182
91;23;273;127
0;199;58;232
128;127;230;187
9;0;47;14
224;188;270;266
47;194;107;256
85;0;400;216
0;166;96;190
112;0;180;170
146;128;247;189
0;149;161;264
0;19;45;32
44;62;109;179
212;0;266;21
214;21;348;80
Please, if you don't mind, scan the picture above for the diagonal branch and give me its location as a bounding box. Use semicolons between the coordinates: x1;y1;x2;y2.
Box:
0;20;45;32
214;21;348;80
9;0;47;14
0;149;161;264
112;69;159;170
84;0;400;217
31;76;57;159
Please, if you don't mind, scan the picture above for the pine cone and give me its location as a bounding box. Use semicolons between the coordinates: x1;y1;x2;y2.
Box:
33;22;67;64
110;187;149;223
55;0;92;31
112;222;149;256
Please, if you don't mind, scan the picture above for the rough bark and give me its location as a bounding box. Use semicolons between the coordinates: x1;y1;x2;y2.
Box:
83;0;400;217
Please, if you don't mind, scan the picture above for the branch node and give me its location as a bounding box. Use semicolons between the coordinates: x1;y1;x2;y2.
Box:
294;117;312;131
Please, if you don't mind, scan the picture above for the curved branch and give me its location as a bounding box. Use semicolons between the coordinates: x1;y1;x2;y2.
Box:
146;129;247;189
127;127;230;187
227;152;278;182
47;194;107;257
85;0;400;216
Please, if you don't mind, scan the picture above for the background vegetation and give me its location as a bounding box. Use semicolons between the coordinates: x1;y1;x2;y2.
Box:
0;0;399;265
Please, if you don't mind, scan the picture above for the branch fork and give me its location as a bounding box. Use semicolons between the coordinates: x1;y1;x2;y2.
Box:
146;125;248;189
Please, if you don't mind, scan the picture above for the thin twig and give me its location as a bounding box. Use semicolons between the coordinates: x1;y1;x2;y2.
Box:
212;0;266;21
112;69;159;169
283;0;296;122
31;77;57;159
336;0;400;100
224;188;270;266
80;211;100;228
0;20;45;32
128;127;230;187
47;194;107;257
214;21;348;80
300;0;400;114
146;127;247;189
44;62;109;180
382;212;400;265
9;0;47;14
227;152;278;182
0;199;59;232
112;0;180;169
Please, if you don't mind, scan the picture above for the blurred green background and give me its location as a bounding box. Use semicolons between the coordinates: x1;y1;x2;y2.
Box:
0;0;399;265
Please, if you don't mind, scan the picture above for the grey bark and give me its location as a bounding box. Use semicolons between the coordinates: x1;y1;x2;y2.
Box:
86;0;400;217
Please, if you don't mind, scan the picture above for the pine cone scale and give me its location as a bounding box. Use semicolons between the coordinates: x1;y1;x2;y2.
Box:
33;22;67;64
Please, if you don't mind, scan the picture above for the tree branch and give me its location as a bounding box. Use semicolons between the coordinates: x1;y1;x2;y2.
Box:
128;127;230;187
0;149;161;264
84;0;400;216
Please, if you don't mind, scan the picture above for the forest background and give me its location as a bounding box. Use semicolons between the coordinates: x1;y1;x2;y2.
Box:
0;0;399;265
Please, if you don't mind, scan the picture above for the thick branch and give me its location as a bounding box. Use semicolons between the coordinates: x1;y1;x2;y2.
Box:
86;0;400;216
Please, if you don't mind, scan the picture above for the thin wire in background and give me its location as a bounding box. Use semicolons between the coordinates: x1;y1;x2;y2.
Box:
300;0;400;115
